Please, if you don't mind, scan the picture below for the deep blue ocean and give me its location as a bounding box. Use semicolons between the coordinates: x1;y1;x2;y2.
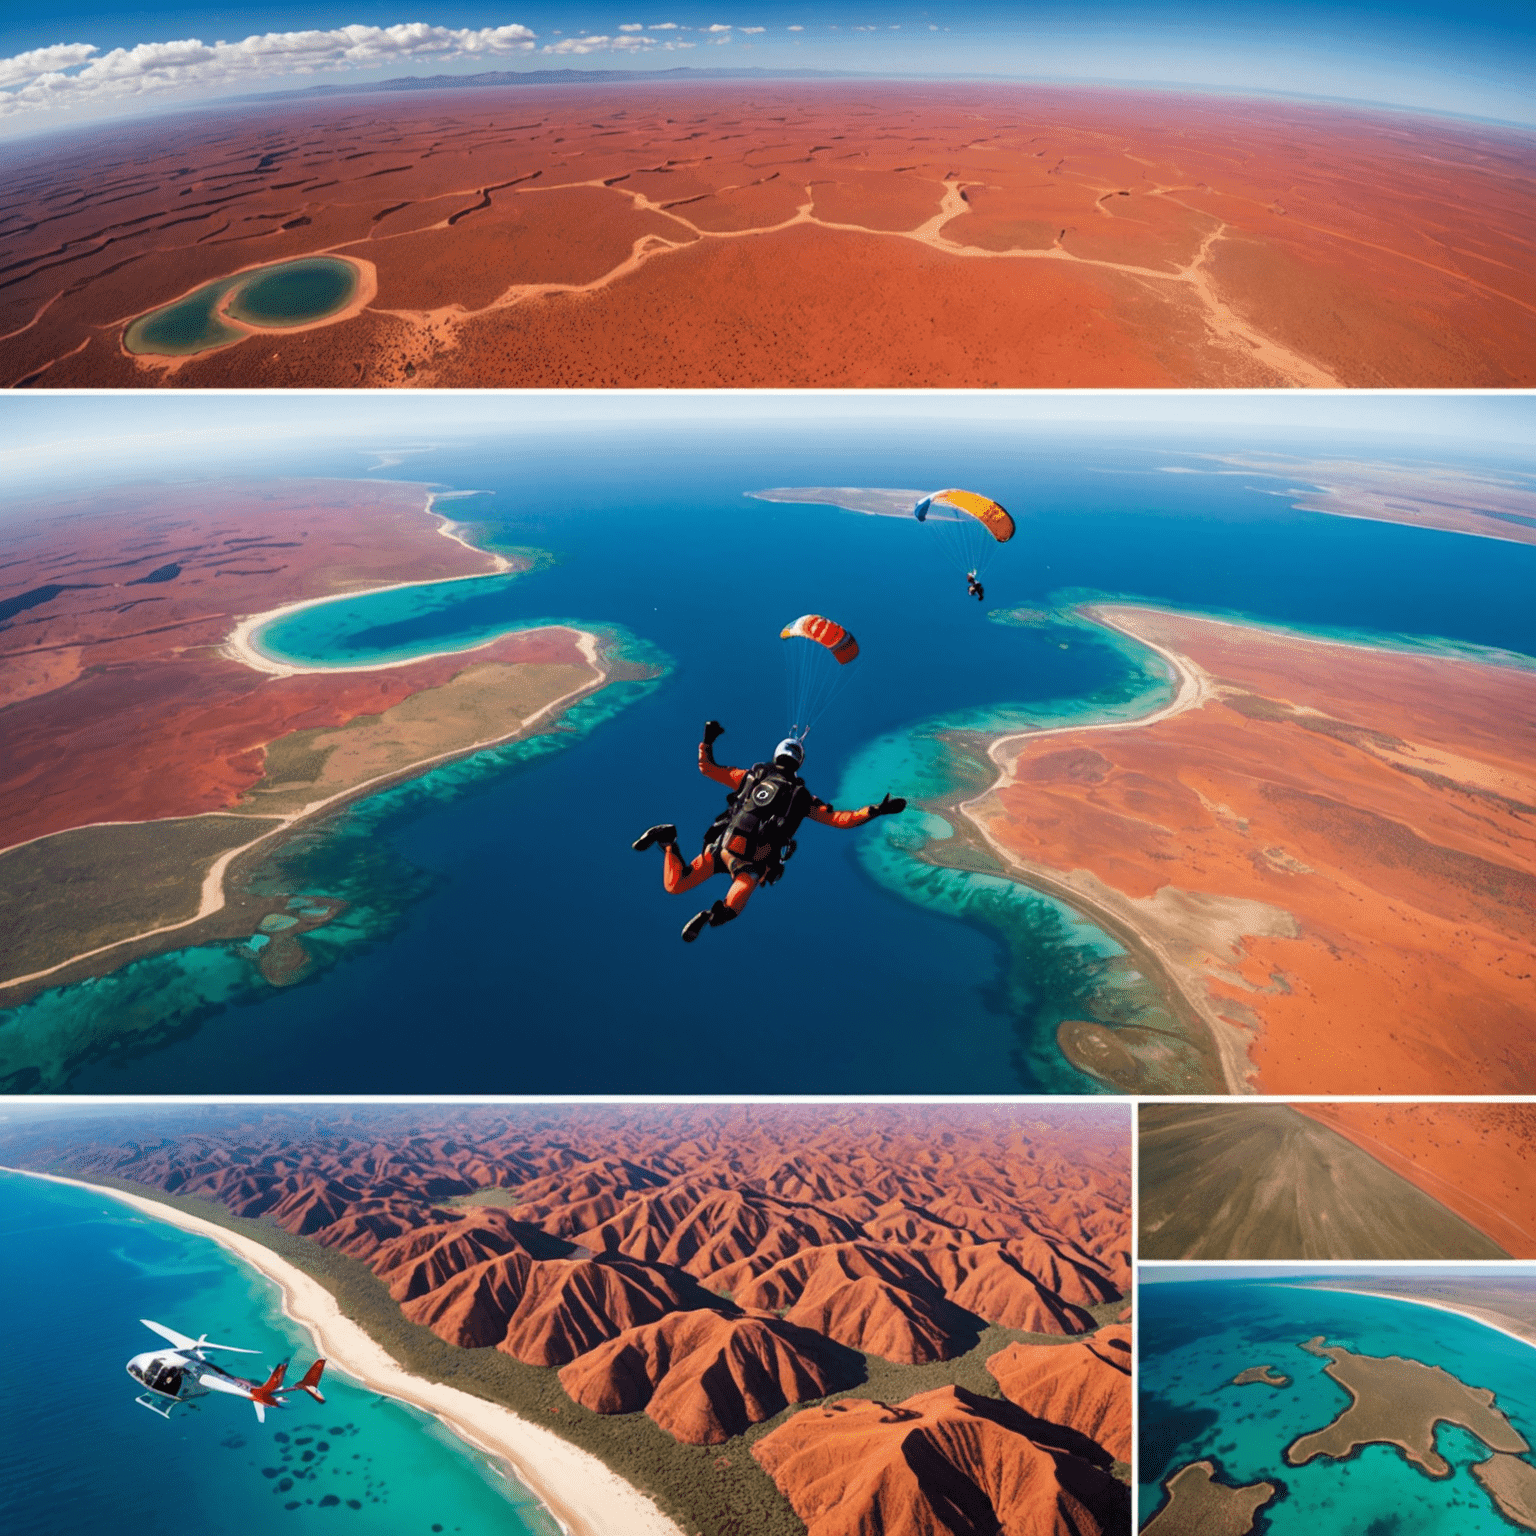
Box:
1139;1278;1536;1534
0;1171;561;1536
6;423;1534;1094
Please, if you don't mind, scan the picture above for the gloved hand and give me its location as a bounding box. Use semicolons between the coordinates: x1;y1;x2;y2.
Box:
872;793;907;817
703;720;725;746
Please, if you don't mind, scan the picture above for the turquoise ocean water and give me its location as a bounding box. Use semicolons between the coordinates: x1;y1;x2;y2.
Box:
4;425;1533;1093
0;1171;561;1536
1139;1279;1536;1534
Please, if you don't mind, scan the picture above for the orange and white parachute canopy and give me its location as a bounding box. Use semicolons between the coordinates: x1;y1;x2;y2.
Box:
913;488;1015;580
780;614;860;737
779;613;860;664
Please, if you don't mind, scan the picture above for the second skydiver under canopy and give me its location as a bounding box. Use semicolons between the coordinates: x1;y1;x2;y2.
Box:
633;721;907;943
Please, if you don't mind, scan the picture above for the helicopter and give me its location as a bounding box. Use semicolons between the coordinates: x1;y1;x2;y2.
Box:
126;1319;326;1422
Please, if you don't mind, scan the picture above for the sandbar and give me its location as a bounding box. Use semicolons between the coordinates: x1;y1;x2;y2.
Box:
3;1167;684;1536
1233;1365;1290;1387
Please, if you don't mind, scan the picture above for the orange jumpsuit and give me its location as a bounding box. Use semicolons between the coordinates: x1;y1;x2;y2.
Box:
661;739;877;917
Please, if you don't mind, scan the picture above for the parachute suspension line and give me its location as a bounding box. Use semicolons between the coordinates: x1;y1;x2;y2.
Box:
913;490;1015;582
781;614;860;738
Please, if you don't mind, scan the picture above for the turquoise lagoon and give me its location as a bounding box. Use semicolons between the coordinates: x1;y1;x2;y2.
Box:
6;429;1534;1094
0;1171;561;1536
124;258;359;357
1139;1278;1536;1534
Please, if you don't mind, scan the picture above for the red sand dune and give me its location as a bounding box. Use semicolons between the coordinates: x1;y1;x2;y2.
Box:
1293;1103;1536;1259
0;479;587;852
558;1309;838;1444
52;1104;1129;1467
4;83;1533;389
988;1325;1133;1464
752;1383;1127;1536
969;606;1536;1094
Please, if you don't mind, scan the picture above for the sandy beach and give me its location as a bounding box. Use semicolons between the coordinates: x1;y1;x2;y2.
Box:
6;1168;684;1536
1307;1284;1536;1356
224;489;515;678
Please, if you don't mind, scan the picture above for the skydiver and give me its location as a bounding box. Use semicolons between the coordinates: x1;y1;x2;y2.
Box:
633;720;907;942
967;570;985;602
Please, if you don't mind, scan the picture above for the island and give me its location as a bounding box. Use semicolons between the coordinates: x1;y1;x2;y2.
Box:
1142;1460;1277;1536
0;1102;1132;1536
953;603;1536;1094
1285;1337;1528;1475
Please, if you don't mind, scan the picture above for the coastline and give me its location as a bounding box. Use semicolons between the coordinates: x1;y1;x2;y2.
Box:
948;602;1251;1092
2;1167;685;1536
944;599;1536;1095
0;626;608;994
223;488;515;678
1303;1283;1536;1356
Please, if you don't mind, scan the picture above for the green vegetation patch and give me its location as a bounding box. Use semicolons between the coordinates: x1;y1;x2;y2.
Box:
0;816;279;984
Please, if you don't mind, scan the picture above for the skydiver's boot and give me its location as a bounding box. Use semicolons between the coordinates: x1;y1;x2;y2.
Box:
683;901;736;942
633;823;678;853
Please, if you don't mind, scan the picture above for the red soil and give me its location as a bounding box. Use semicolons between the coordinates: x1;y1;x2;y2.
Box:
987;1325;1133;1464
558;1310;838;1444
1293;1103;1536;1259
972;606;1536;1093
752;1383;1127;1535
0;479;582;851
5;82;1533;388
51;1103;1130;1461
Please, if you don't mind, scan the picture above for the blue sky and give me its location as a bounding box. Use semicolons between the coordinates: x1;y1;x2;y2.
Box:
2;0;1534;137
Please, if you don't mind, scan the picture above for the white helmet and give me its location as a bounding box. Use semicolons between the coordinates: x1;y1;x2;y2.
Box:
773;737;805;770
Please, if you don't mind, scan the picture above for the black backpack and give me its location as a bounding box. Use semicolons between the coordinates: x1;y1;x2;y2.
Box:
704;762;813;870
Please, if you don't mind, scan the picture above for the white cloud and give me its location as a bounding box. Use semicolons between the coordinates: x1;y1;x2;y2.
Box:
542;32;655;54
742;26;765;33
618;22;644;30
705;23;732;32
0;42;98;88
0;23;537;118
648;21;678;28
787;23;803;30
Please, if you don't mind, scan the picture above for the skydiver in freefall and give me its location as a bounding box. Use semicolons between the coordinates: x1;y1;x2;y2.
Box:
633;720;907;942
967;570;985;601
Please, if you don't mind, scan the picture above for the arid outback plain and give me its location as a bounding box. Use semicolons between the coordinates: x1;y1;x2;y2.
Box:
956;605;1536;1097
3;81;1533;388
0;478;631;1025
1138;1102;1536;1260
2;1104;1133;1536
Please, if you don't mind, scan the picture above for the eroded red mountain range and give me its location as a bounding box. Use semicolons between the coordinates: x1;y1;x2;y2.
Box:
55;1105;1130;1530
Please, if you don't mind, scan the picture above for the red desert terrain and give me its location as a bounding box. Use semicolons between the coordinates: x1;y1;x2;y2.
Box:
1295;1103;1536;1259
0;478;585;849
3;81;1532;388
964;606;1536;1096
47;1104;1132;1531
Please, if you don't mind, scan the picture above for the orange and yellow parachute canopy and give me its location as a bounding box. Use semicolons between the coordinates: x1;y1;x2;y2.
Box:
914;489;1015;543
